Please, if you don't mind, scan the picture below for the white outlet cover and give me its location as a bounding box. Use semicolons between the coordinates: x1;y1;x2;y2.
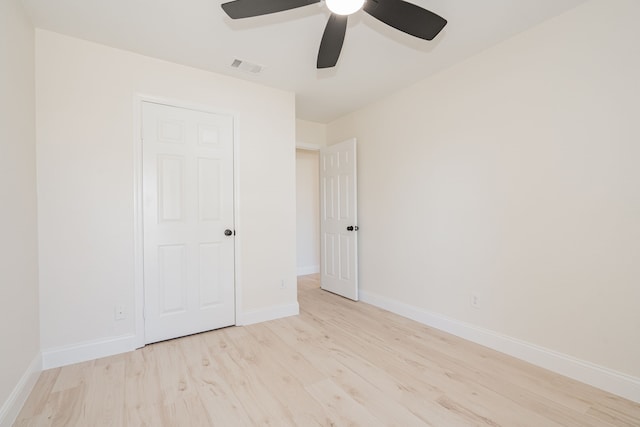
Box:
470;294;481;309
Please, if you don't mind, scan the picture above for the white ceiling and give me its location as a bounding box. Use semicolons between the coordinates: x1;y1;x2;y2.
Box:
22;0;587;123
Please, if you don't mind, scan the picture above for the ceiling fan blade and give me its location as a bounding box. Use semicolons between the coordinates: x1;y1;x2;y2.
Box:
317;14;348;69
363;0;447;40
221;0;320;19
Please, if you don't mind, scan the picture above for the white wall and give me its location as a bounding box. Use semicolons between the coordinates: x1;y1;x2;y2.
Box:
36;30;297;363
327;0;640;400
296;150;320;275
0;0;40;424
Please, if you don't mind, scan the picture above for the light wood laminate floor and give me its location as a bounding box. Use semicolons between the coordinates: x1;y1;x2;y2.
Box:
16;275;640;426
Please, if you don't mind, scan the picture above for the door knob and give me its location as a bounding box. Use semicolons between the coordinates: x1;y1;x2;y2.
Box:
346;226;359;231
224;229;233;236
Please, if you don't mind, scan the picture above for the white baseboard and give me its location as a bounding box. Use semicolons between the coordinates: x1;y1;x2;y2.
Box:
42;334;137;369
359;290;640;403
239;302;300;326
297;265;320;276
0;353;42;427
41;303;300;368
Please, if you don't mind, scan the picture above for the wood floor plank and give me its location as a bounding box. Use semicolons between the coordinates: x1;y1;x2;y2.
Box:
245;323;327;386
319;355;433;426
209;349;296;425
176;333;255;427
305;296;608;426
286;298;565;427
82;358;125;426
226;327;331;426
123;344;163;414
13;368;60;422
15;274;640;426
305;378;385;427
299;277;636;425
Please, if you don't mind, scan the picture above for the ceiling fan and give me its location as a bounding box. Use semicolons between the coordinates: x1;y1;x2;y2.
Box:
220;0;447;69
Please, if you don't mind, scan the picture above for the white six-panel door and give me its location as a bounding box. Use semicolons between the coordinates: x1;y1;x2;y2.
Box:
320;138;358;301
142;102;235;344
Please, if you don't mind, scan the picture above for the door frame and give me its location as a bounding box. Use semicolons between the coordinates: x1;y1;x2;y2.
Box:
133;94;241;348
295;139;359;299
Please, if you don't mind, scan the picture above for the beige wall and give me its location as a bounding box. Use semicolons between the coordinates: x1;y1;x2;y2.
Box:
36;30;297;354
328;0;640;380
0;0;40;419
296;119;327;148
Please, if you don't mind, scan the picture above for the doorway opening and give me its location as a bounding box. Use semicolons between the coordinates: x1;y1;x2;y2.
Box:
295;148;320;276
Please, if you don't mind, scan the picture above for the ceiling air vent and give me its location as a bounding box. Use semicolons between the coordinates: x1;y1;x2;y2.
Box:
230;59;264;74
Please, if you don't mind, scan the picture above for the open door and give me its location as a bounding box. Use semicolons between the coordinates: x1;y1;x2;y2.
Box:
320;138;358;300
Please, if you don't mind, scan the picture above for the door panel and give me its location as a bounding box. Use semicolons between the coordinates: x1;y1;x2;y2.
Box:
142;102;235;344
158;244;187;314
157;155;185;222
197;158;221;221
320;138;358;301
199;243;222;307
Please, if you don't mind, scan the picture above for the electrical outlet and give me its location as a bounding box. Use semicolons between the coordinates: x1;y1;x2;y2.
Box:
115;305;126;320
280;279;286;289
470;293;480;309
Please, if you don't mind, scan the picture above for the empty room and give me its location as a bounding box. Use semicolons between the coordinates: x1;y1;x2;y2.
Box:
1;0;639;425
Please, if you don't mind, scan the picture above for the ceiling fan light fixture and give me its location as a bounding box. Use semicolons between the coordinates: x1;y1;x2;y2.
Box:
325;0;364;16
221;0;447;69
